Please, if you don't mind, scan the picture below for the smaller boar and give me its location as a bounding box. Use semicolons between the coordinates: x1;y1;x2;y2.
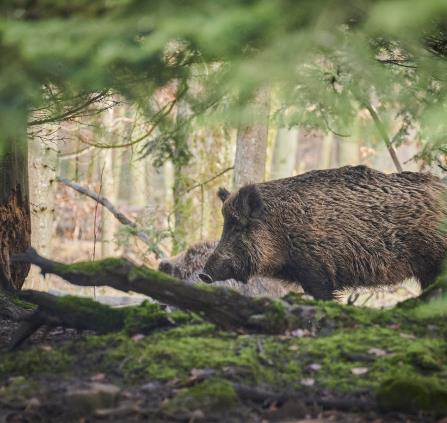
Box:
158;241;302;298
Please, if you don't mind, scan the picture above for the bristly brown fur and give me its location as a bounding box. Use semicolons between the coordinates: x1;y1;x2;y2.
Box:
203;165;447;300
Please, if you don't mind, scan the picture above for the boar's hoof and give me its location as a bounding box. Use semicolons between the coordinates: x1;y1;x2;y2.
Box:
198;273;213;284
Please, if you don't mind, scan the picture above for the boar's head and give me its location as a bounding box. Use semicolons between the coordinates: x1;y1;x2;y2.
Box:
200;184;284;284
159;241;217;281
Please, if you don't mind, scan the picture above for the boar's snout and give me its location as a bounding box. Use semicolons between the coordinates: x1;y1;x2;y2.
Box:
198;273;213;284
158;260;183;279
202;252;249;284
158;260;173;275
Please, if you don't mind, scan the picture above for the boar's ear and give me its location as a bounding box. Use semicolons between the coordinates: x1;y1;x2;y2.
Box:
238;185;264;220
217;187;231;203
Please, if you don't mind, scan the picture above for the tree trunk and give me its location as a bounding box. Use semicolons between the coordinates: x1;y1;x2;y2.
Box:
0;139;31;290
270;127;299;179
100;108;120;259
100;148;118;258
321;132;333;169
172;162;189;254
233;90;270;189
24;138;57;290
171;98;191;255
129;153;149;208
338;137;360;166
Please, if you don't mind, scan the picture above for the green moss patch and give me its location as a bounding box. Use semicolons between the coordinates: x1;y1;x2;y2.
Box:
164;378;239;413
55;295;127;332
123;301;199;334
0;347;72;379
377;376;447;416
298;327;447;392
54;258;125;275
0;376;40;404
128;265;179;283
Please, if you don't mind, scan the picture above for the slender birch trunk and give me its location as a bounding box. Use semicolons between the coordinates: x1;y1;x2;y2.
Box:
233;90;270;189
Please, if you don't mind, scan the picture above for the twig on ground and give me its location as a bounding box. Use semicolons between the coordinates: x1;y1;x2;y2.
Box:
233;383;376;412
360;292;374;307
347;291;360;306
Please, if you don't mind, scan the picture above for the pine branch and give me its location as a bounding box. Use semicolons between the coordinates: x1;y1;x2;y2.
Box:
364;103;403;173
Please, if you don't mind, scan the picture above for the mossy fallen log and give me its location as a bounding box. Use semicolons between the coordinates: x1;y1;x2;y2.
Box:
17;291;131;333
13;248;317;334
13;247;447;336
7;290;198;349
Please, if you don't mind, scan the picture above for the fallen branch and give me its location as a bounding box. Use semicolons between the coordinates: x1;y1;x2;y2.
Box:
4;290;126;349
0;289;35;321
14;248;316;334
182;166;234;194
234;384;376;412
8;315;46;350
18;290;128;332
7;289;183;349
57;176;166;258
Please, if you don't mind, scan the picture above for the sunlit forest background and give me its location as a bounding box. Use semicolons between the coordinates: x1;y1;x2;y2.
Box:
3;3;447;421
26;96;432;305
3;0;447;307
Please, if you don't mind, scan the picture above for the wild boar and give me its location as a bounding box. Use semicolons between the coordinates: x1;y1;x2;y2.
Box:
200;165;447;300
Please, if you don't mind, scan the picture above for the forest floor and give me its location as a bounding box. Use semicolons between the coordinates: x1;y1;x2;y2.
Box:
1;287;446;423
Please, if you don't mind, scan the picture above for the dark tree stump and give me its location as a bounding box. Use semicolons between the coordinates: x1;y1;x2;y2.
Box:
0;140;31;290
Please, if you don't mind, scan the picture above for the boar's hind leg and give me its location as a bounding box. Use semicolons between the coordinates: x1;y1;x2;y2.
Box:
299;268;336;300
416;264;443;291
302;282;336;300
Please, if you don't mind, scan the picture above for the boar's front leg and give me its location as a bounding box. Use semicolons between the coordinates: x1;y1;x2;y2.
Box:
285;261;336;300
301;276;336;300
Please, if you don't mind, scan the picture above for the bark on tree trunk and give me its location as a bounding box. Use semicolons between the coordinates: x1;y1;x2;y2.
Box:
270;127;299;179
233;90;270;189
338;137;360;166
100;148;118;258
100;108;119;259
24;138;57;290
172;98;190;255
321;133;333;170
172;162;188;254
129;151;149;209
0;139;31;290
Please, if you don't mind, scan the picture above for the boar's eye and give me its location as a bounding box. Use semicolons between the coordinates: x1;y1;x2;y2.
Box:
226;215;238;227
224;215;244;233
233;224;243;233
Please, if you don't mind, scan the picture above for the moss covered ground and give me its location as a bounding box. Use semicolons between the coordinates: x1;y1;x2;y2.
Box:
1;289;446;421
